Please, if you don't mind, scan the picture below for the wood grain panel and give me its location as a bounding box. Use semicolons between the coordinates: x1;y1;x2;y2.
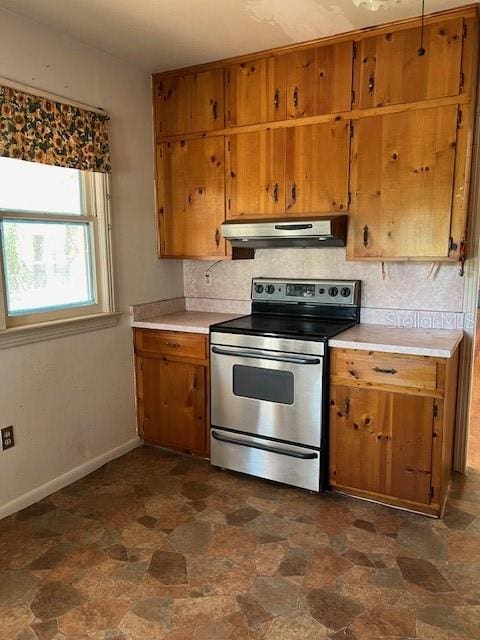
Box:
286;41;353;118
389;393;435;504
330;385;391;495
226;129;286;218
157;137;226;258
285;121;350;214
225;56;287;126
354;18;463;109
135;329;207;360
154;69;224;135
140;357;206;454
331;349;439;392
349;105;458;258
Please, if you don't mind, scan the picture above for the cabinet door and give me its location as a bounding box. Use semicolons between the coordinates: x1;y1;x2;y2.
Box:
139;356;207;454
157;137;226;258
354;18;463;109
350;105;458;258
285;121;350;214
330;385;392;495
330;385;435;506
154;69;224;135
226;129;286;218
286;42;353;119
225;57;287;126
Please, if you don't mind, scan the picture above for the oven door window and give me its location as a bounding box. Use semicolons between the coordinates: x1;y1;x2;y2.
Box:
232;365;294;405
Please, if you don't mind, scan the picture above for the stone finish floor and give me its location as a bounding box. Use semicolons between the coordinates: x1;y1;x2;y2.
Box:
1;447;480;639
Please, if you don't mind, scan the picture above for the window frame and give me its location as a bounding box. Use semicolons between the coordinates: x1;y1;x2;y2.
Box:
0;167;115;331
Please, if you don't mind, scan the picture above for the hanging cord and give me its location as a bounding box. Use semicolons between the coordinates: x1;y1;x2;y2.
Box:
205;260;223;275
418;0;426;56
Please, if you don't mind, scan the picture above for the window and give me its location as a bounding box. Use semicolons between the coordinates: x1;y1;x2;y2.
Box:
0;157;114;329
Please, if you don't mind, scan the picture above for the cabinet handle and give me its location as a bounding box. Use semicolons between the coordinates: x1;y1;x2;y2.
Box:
343;398;350;416
272;182;279;203
368;75;375;95
293;86;299;109
212;99;218;120
215;228;221;246
363;225;369;247
274;88;280;110
373;367;398;375
291;182;297;205
166;341;181;349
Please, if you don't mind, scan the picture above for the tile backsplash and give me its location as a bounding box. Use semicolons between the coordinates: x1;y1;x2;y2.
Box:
184;248;466;329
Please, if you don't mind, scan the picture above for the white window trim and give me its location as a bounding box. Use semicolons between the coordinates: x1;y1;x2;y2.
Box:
0;171;120;349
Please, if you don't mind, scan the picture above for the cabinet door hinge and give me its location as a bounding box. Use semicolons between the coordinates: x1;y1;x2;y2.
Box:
449;236;458;253
430;486;434;500
352;41;357;60
433;402;439;419
463;22;468;39
457;109;463;128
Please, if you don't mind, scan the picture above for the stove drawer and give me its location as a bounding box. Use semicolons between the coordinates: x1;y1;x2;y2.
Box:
211;429;320;491
331;349;440;392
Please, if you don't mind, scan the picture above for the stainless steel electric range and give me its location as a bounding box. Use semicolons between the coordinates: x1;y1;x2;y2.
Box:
209;278;361;492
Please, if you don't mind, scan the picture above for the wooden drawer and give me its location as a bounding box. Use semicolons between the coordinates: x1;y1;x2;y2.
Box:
331;349;440;392
135;329;207;360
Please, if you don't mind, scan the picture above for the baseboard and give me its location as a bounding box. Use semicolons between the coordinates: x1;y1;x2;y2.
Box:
0;437;142;520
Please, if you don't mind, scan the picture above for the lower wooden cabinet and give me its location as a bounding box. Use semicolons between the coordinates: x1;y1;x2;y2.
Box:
134;329;209;456
329;347;459;516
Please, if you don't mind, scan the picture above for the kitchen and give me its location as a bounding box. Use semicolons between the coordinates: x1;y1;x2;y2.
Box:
1;1;480;639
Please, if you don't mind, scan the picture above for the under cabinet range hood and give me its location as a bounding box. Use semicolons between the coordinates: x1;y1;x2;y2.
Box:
221;216;347;251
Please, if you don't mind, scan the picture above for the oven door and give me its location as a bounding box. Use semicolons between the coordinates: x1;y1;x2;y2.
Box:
210;343;323;447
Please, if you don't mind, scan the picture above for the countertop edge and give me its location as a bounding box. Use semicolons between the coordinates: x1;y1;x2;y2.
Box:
328;333;463;359
132;320;210;334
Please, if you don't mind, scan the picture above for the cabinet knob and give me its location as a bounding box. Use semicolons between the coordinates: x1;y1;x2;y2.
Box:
291;182;297;205
211;99;218;120
274;88;280;111
166;341;180;348
372;367;397;375
293;86;299;109
343;398;350;416
215;228;221;246
363;225;369;247
368;75;375;95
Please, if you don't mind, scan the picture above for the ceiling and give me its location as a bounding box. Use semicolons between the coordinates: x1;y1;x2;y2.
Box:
0;0;474;72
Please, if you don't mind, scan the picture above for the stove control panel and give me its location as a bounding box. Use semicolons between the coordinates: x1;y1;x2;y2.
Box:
251;278;360;306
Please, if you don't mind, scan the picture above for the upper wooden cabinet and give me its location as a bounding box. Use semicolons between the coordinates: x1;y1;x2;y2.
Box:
226;129;286;218
154;69;224;136
156;137;226;258
285;121;350;214
226;121;350;218
349;105;459;259
285;42;353;118
353;18;464;109
225;56;287;126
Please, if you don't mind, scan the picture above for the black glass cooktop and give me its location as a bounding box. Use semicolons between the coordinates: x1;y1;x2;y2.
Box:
210;313;357;341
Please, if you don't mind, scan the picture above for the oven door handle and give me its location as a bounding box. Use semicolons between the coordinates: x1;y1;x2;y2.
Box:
211;346;321;365
211;431;319;459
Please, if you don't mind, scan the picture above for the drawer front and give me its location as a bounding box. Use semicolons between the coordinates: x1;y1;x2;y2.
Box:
331;349;439;391
135;329;207;360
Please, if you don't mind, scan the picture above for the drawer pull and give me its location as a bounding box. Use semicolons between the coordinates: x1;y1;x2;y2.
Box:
373;366;397;375
166;341;181;348
343;397;350;416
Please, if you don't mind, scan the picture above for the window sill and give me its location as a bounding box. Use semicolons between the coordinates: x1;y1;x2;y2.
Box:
0;312;122;350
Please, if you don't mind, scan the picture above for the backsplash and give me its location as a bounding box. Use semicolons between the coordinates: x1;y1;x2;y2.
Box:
184;248;467;330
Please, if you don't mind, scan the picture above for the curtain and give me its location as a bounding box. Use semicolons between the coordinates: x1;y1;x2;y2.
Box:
0;85;111;173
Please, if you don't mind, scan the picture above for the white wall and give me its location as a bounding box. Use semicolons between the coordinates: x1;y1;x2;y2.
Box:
0;9;183;516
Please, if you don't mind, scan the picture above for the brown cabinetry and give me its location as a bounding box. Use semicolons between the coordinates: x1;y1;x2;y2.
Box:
286;42;353;118
154;68;224;136
157;137;226;258
348;105;459;259
134;329;209;456
353;18;464;109
329;347;459;516
153;6;477;262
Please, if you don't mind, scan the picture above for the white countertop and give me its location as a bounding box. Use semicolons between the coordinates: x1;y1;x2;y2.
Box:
329;324;463;358
132;311;241;334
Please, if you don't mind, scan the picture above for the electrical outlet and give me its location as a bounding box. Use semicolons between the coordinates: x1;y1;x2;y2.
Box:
1;426;14;451
204;272;211;286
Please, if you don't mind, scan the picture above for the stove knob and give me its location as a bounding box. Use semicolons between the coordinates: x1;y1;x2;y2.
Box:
328;286;339;297
341;287;351;298
265;284;275;294
318;287;325;295
254;284;264;294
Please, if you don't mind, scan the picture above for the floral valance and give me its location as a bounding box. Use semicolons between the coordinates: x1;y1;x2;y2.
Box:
0;85;111;173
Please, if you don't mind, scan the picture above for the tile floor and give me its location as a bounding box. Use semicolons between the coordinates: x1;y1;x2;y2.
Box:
1;446;480;639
